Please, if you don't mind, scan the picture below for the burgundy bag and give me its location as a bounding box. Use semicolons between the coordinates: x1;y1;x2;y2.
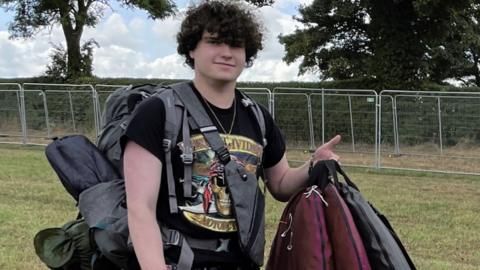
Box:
324;160;416;270
323;183;371;270
267;161;371;270
266;185;333;270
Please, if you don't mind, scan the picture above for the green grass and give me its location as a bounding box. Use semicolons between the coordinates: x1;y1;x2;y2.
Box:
1;144;479;269
0;144;77;270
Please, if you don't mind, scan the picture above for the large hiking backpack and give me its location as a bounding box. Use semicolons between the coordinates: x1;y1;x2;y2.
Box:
97;83;160;175
82;82;268;269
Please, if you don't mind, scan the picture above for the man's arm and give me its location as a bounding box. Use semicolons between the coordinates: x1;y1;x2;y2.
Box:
124;141;169;270
265;135;341;202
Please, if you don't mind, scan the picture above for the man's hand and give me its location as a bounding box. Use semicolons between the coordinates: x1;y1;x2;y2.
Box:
313;135;341;162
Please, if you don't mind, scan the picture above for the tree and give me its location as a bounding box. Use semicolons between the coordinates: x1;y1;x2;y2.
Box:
0;0;177;79
427;3;480;86
45;39;98;80
280;0;471;89
0;0;274;80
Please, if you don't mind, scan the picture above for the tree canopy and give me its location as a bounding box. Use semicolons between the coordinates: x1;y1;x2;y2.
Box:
280;0;476;89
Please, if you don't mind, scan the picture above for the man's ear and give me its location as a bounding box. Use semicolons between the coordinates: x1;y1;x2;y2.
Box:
189;50;195;60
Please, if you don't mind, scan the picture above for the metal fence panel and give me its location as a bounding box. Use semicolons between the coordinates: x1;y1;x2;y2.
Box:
22;84;98;144
379;90;480;174
0;83;24;144
238;87;272;113
3;82;480;175
273;87;378;168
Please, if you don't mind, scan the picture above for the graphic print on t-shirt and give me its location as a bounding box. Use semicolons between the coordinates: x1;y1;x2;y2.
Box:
177;133;263;233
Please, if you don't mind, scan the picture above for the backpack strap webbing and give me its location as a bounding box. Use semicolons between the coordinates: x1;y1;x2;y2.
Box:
161;226;220;270
238;92;268;192
169;83;267;266
181;108;193;198
156;90;183;214
239;92;267;147
169;83;231;165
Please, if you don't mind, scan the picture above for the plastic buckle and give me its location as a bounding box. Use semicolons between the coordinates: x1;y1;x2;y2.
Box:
217;147;231;164
241;98;253;107
163;139;172;152
180;152;193;164
120;121;128;130
167;230;181;246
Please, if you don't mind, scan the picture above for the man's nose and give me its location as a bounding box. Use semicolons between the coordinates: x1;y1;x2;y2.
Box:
219;44;233;58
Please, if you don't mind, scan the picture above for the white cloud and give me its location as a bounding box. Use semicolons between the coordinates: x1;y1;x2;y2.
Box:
151;16;182;46
0;27;64;77
240;58;317;82
0;3;319;81
93;45;193;79
273;0;314;10
84;13;140;50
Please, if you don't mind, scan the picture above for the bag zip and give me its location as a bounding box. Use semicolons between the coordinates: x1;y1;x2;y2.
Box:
312;188;329;270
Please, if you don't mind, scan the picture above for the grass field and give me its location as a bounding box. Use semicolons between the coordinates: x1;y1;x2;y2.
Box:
0;144;479;269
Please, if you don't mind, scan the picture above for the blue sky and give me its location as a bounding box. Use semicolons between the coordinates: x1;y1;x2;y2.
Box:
0;0;317;81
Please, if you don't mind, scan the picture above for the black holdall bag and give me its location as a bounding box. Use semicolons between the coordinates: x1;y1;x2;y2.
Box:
323;160;416;270
45;135;120;201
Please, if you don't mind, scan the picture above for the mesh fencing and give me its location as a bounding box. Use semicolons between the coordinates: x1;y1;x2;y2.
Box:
2;83;480;174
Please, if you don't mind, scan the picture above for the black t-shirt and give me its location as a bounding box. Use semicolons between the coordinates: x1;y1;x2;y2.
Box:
122;83;285;265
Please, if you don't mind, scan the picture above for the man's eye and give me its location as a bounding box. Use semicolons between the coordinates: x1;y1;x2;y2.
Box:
231;43;244;48
207;39;222;44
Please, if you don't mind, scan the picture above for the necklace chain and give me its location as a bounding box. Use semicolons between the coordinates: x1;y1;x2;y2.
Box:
202;96;236;135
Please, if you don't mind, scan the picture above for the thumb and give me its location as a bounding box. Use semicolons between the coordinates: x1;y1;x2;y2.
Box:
324;135;341;147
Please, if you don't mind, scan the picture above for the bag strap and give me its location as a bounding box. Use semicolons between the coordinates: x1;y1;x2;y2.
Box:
156;89;183;214
161;226;220;270
239;92;267;147
323;160;360;190
169;82;231;165
181;108;193;198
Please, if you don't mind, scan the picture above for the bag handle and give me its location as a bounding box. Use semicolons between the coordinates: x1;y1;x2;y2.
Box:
323;160;360;191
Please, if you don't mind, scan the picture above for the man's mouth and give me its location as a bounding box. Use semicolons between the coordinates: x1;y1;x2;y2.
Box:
214;62;235;67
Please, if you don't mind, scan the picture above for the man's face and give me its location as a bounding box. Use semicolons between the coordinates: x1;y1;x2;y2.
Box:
189;32;246;83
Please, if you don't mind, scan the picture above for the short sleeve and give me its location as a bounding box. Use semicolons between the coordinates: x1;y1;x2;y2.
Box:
121;97;166;162
260;105;286;169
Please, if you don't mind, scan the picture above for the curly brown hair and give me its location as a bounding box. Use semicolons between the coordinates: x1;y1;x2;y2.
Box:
177;0;263;68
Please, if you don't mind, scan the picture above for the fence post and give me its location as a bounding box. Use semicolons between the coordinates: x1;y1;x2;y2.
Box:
392;96;400;155
272;88;276;120
67;91;77;133
437;97;443;155
40;90;52;139
16;84;27;144
321;89;325;145
89;84;100;141
348;95;355;152
376;92;382;169
307;94;315;152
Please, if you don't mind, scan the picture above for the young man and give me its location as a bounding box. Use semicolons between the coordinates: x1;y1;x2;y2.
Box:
123;1;340;269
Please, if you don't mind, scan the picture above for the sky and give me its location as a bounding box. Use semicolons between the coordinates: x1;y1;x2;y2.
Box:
0;0;319;82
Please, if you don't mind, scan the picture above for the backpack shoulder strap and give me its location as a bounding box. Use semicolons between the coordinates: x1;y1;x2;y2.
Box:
239;91;267;147
152;88;184;213
169;82;231;164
